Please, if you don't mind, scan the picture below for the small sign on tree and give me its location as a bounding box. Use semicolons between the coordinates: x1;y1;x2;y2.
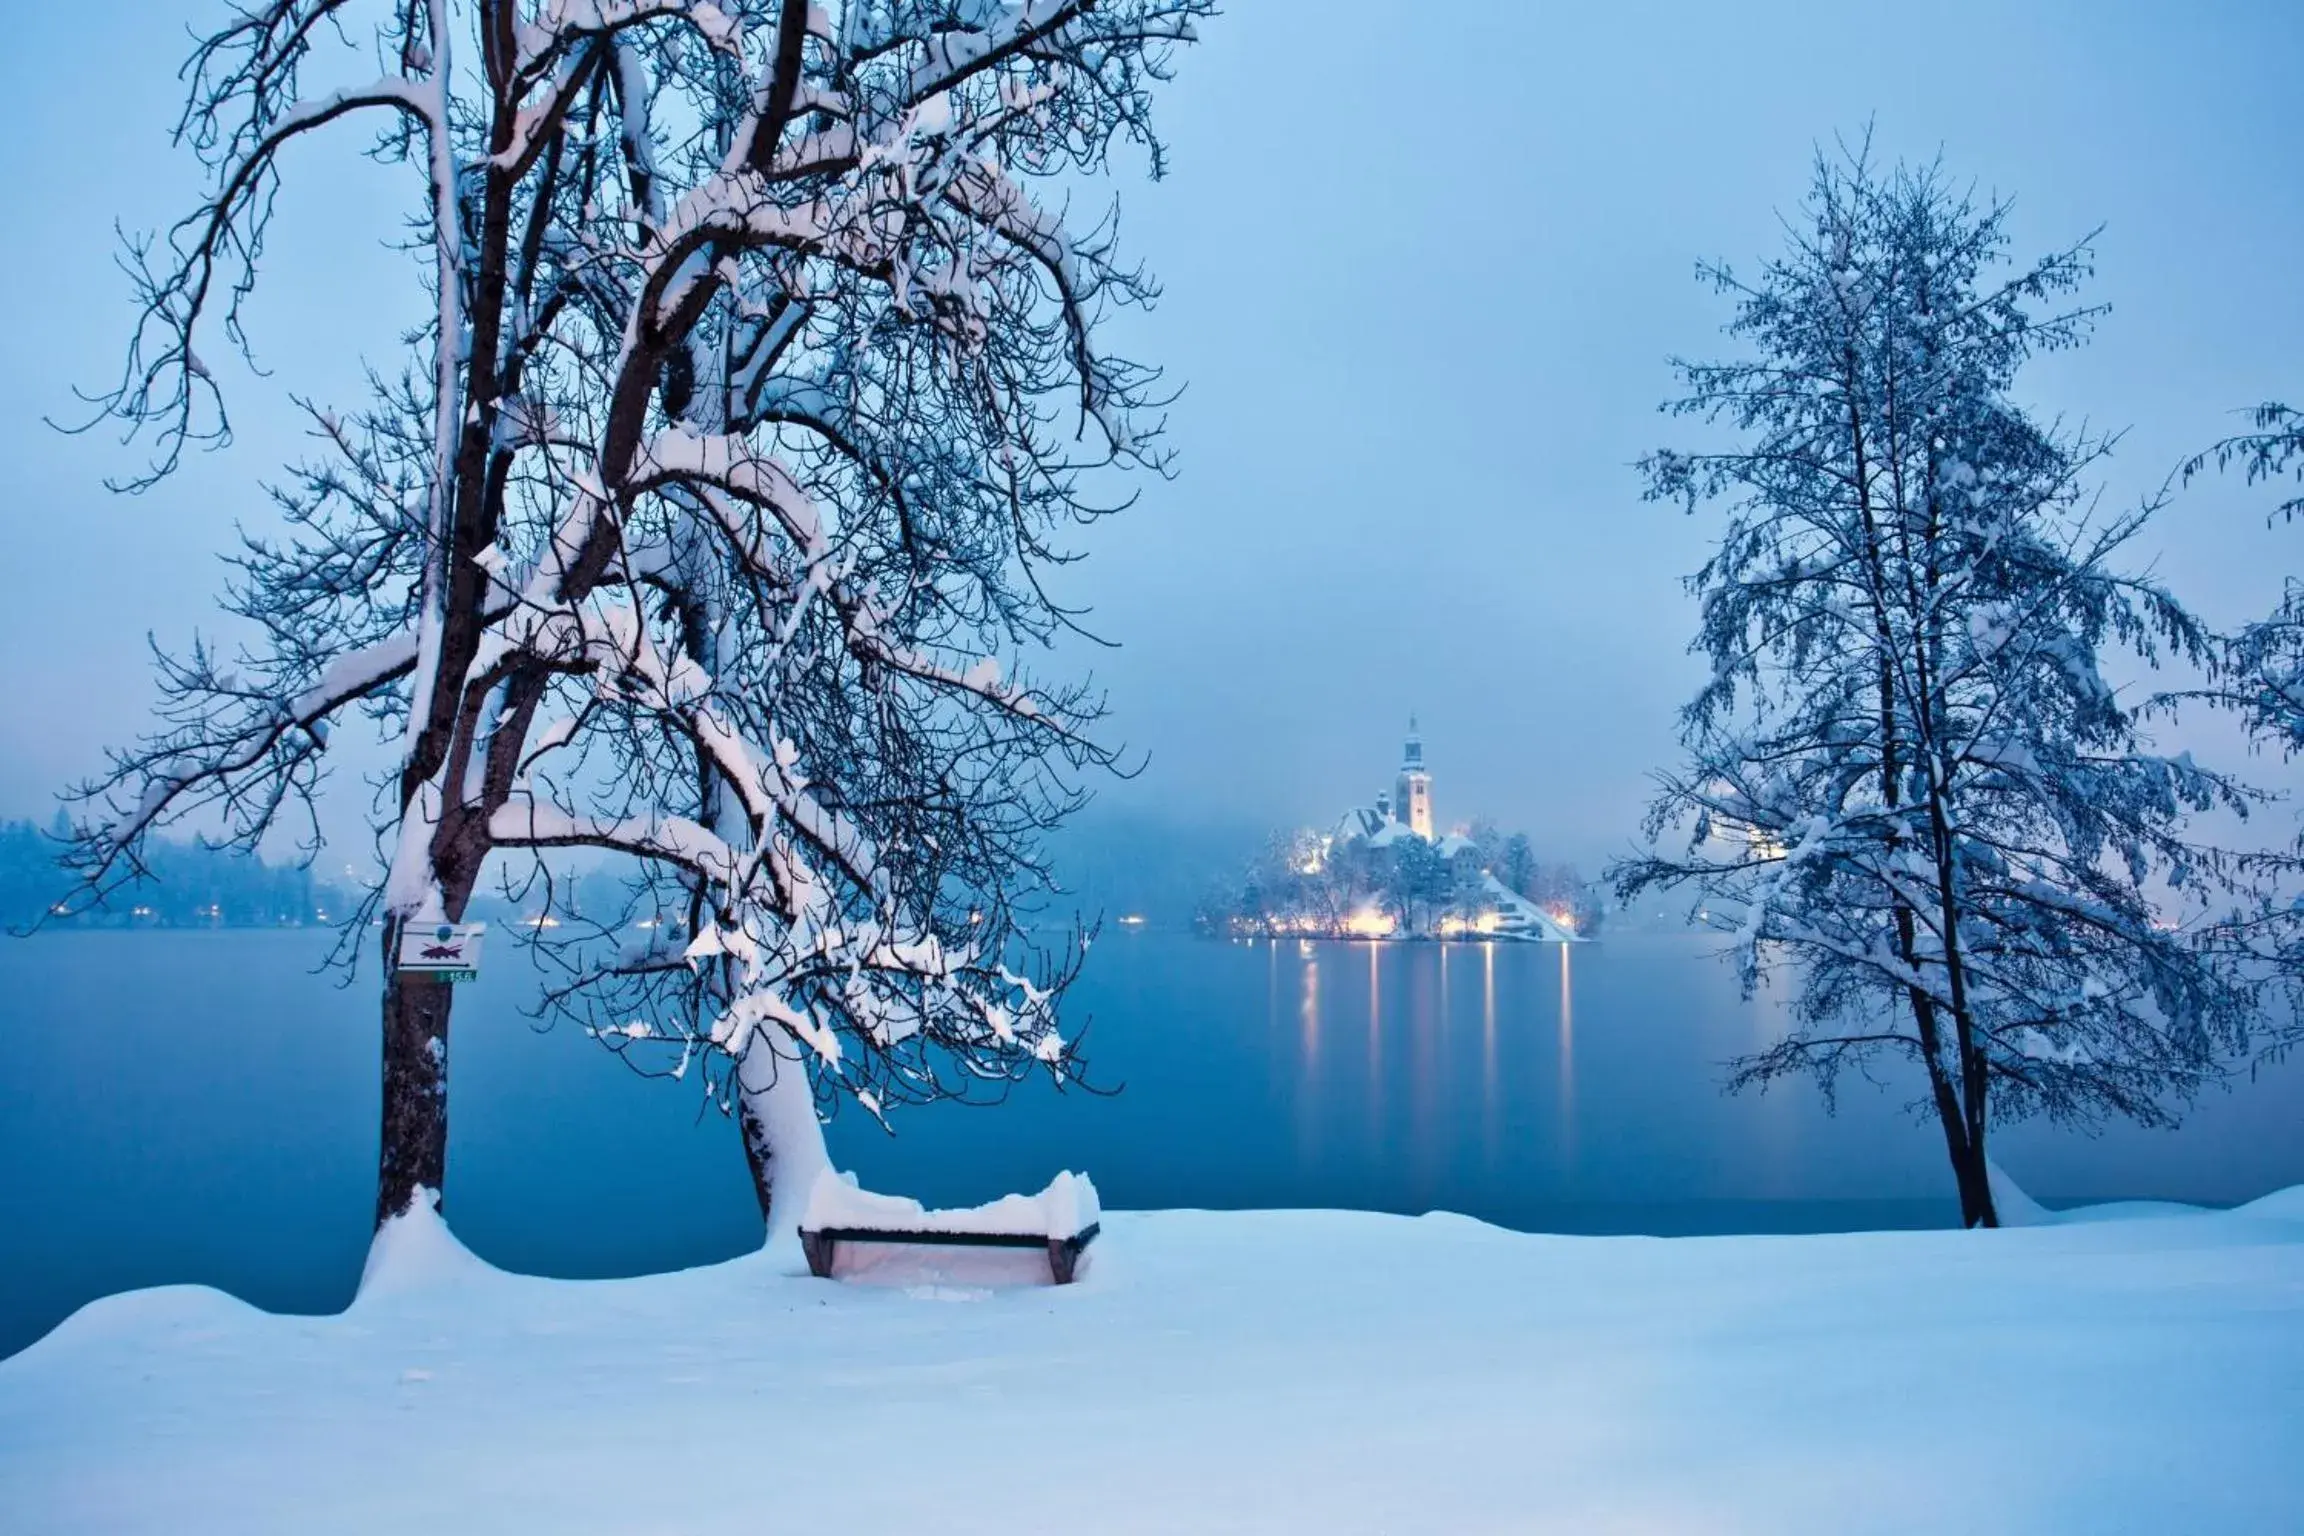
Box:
396;922;485;984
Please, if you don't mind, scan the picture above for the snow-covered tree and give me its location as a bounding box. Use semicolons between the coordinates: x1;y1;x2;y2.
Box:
1614;148;2275;1227
63;0;1207;1234
1384;834;1449;935
2184;404;2304;757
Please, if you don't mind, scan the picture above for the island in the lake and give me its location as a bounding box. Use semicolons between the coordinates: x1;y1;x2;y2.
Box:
1200;721;1600;942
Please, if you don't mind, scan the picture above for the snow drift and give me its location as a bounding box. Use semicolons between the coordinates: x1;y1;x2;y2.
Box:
5;1195;2303;1533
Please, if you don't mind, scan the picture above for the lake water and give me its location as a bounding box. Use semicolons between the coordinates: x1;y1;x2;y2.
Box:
5;928;2301;1358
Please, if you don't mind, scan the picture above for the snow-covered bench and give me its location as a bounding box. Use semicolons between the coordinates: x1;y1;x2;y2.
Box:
798;1170;1102;1285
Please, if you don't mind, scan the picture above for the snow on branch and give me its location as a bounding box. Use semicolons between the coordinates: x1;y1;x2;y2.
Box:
1616;148;2285;1224
72;0;1202;1223
62;626;421;912
490;797;740;886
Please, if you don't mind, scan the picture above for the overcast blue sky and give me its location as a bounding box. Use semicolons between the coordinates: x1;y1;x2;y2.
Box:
2;2;2300;869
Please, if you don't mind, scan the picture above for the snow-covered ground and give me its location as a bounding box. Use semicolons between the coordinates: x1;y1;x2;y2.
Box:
5;1191;2302;1534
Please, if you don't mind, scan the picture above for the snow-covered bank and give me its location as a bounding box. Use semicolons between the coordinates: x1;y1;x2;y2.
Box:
5;1196;2302;1534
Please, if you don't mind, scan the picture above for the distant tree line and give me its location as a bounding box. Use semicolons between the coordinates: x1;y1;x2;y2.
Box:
1200;820;1602;939
2;818;349;930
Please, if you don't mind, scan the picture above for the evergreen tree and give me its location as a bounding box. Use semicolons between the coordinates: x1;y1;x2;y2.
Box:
1498;833;1538;900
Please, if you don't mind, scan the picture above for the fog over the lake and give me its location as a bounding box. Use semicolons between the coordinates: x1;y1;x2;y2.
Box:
3;2;2300;871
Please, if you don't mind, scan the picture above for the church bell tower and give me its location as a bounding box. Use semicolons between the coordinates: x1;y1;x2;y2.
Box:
1395;717;1433;840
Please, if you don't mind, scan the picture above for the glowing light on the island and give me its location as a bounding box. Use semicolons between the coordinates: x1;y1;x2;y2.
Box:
1117;914;1146;927
1437;911;1506;938
1549;908;1576;933
1343;907;1396;938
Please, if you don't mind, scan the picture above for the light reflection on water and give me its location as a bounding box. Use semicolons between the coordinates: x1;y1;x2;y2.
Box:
1365;940;1381;1119
1296;945;1319;1162
1557;943;1576;1168
1085;932;2302;1236
4;928;2301;1358
1480;942;1497;1162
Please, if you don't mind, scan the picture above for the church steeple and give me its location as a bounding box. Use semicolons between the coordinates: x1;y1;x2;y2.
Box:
1395;716;1433;840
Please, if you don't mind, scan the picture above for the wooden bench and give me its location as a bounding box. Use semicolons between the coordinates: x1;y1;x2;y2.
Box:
798;1170;1103;1286
800;1222;1101;1285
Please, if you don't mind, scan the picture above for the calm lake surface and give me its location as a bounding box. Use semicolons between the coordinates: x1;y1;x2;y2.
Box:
5;928;2301;1357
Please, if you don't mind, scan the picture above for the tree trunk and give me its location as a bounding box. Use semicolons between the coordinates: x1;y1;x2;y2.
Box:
1952;1044;1999;1227
736;1093;775;1226
736;1039;828;1237
376;925;455;1229
1948;1121;1998;1229
1912;1013;1994;1228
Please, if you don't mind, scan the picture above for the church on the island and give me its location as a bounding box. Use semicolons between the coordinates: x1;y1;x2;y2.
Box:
1332;718;1440;849
1327;721;1578;941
